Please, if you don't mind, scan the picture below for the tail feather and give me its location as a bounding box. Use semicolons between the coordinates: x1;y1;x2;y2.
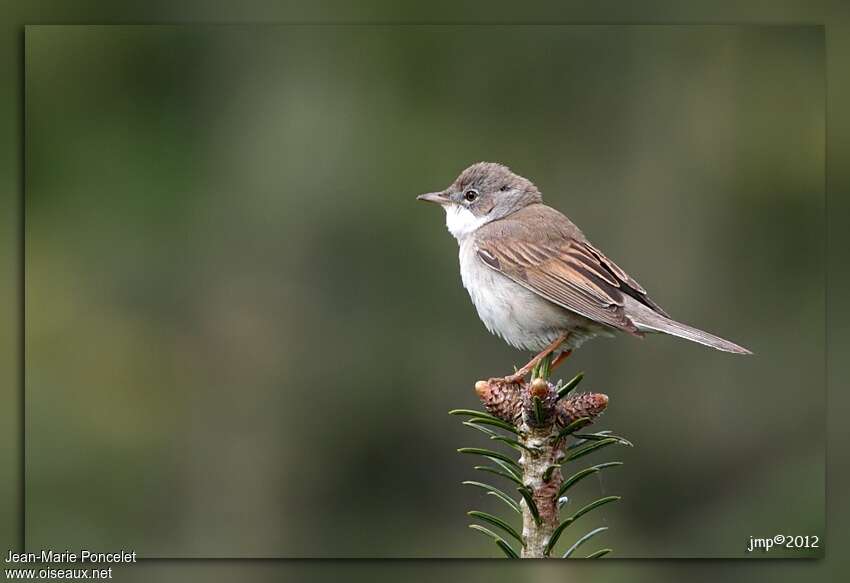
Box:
627;300;752;355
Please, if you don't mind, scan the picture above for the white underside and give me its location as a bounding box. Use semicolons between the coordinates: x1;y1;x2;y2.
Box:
455;231;609;353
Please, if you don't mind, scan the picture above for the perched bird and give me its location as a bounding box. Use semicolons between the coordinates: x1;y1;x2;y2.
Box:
417;162;750;383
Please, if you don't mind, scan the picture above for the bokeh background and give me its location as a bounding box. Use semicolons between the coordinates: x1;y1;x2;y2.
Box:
23;25;823;558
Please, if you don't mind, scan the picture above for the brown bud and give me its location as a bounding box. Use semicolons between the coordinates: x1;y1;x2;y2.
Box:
530;377;549;398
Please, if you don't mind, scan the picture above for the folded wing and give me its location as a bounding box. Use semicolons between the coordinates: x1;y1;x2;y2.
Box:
475;236;668;337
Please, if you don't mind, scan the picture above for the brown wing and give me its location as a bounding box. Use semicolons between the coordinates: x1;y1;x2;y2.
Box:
580;240;669;317
476;228;668;336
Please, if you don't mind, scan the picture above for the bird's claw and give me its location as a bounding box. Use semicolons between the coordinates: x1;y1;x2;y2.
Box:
486;374;526;389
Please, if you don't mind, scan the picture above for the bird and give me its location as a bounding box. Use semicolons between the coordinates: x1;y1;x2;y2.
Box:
417;162;751;385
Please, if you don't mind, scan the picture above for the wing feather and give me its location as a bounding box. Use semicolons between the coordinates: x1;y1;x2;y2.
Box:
476;236;667;335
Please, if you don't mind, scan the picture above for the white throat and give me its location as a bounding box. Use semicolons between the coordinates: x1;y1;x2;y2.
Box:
444;204;488;240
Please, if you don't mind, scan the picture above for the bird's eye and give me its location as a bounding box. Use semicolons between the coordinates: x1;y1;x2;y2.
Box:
464;189;479;202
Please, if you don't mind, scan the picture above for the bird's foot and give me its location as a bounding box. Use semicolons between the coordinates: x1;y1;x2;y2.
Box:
489;333;571;387
488;372;525;388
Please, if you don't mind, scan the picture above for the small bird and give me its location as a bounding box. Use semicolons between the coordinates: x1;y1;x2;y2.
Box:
417;162;751;384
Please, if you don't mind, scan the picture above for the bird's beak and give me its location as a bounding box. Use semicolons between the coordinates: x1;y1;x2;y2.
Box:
416;191;451;205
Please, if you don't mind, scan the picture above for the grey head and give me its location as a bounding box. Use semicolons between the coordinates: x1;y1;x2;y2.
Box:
417;162;543;239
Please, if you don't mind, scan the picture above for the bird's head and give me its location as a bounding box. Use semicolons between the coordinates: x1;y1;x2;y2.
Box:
417;162;542;239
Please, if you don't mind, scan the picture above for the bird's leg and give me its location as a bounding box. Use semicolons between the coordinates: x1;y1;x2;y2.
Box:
499;333;570;385
549;349;573;372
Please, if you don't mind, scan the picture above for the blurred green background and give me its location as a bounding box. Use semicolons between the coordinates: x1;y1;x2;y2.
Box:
22;24;823;559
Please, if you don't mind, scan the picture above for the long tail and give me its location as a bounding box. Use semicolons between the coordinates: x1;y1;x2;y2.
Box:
628;300;752;355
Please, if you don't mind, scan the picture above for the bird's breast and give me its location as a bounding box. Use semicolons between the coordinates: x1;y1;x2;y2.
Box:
457;238;599;352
